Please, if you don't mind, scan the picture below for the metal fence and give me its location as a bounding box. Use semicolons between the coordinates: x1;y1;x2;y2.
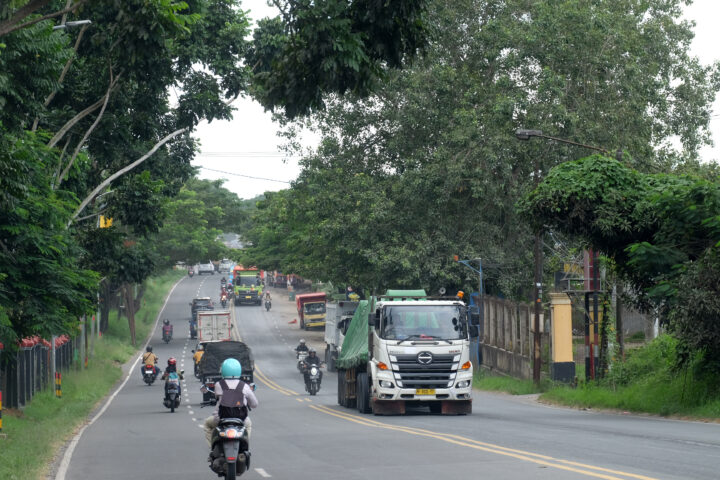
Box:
476;295;551;379
0;335;74;409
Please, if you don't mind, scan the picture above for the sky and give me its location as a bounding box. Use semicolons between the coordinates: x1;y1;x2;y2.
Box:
192;0;720;200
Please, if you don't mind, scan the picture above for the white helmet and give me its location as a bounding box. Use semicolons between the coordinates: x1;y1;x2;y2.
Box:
299;339;306;344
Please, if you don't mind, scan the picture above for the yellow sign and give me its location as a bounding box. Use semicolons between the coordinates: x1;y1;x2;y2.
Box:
99;216;113;228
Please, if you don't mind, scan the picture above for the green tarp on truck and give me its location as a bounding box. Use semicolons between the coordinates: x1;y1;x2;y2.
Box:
336;300;370;370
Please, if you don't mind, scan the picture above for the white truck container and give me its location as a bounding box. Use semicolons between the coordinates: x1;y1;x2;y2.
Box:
324;300;358;372
197;310;232;342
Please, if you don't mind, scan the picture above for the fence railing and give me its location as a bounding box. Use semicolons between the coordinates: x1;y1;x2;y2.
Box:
0;335;74;409
476;295;551;379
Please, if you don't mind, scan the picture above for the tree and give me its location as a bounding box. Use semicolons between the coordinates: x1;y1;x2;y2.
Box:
523;155;720;370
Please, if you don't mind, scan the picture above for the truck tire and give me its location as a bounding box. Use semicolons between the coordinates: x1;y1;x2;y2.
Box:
356;372;371;414
326;347;336;373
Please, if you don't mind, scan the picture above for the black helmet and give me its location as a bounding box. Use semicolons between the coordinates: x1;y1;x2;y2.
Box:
146;346;152;353
163;319;170;325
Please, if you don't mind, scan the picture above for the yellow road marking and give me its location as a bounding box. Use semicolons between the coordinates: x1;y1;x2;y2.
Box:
254;366;298;396
309;405;661;480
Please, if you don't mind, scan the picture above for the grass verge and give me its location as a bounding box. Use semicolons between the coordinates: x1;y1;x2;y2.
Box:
473;369;552;395
0;269;184;480
474;335;720;420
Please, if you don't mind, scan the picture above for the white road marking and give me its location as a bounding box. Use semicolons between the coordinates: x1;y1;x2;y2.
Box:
255;468;272;478
197;424;204;429
189;410;194;415
192;418;197;422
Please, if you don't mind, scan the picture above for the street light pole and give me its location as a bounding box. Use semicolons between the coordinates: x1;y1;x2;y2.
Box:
52;20;92;30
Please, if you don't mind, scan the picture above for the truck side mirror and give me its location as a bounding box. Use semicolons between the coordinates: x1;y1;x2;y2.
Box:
469;325;479;339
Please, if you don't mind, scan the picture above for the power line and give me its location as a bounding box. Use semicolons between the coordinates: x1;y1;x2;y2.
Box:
198;166;292;184
197;151;301;158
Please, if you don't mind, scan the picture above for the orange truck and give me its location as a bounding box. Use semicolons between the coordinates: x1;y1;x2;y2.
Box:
296;292;327;330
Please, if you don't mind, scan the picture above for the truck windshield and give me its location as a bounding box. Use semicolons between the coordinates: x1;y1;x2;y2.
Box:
305;303;326;315
238;276;260;286
380;305;466;340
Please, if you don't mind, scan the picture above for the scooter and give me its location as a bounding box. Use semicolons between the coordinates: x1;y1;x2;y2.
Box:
143;364;157;385
188;268;194;277
162;325;173;343
296;351;308;372
209;418;250;479
221;293;228;308
264;299;271;312
163;371;183;412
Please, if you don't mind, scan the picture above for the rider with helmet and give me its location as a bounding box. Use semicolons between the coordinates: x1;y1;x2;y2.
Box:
141;346;159;377
301;348;322;391
203;358;258;447
162;357;184;395
295;339;308;354
162;318;173;337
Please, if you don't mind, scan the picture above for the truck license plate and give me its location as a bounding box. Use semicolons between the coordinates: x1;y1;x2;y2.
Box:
416;389;435;395
245;296;251;299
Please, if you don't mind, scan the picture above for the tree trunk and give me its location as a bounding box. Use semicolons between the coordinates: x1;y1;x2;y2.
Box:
134;282;147;312
99;280;113;334
123;283;137;346
598;293;610;378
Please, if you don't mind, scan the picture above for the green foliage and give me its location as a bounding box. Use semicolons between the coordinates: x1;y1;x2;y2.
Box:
543;335;720;418
473;370;550;395
524;156;720;369
0;131;98;346
246;0;430;118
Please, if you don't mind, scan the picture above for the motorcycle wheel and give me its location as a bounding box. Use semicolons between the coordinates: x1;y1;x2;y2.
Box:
226;464;236;480
309;382;317;396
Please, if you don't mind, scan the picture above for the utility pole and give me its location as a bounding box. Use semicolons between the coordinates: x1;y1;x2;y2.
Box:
533;232;543;384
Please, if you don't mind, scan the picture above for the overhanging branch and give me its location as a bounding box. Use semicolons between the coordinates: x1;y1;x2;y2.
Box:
69;127;190;225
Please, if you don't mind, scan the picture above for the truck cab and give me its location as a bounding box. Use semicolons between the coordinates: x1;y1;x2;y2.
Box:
337;290;475;415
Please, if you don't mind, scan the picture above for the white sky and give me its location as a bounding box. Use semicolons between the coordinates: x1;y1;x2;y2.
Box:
192;0;720;200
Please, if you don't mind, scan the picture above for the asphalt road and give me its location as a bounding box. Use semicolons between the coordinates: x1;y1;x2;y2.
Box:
58;280;720;480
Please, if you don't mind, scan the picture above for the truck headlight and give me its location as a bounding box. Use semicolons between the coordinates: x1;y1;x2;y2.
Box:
456;380;471;388
379;380;394;388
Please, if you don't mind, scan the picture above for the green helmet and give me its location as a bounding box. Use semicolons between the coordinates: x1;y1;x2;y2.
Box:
220;358;242;379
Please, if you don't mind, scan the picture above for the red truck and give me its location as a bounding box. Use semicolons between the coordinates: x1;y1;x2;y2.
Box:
296;292;327;330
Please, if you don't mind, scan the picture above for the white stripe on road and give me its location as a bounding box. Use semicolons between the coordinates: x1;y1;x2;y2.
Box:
255;468;272;478
55;276;186;480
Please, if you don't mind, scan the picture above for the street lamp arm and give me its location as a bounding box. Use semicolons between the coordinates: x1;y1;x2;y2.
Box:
515;129;610;156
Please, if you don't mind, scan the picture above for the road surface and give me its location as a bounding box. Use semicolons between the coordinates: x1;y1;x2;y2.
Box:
57;276;720;479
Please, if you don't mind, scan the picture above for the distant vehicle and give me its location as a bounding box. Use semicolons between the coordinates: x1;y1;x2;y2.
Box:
190;297;214;321
219;259;233;272
198;262;215;275
197;311;232;343
296;292;327;330
198;341;254;405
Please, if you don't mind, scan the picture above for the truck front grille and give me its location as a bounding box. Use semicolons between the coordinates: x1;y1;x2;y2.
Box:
390;353;458;389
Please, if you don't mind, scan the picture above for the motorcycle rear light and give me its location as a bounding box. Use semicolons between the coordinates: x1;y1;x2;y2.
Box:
227;457;236;462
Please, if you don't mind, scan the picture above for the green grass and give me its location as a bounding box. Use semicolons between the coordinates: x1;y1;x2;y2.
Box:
474;335;720;420
473;369;552;395
0;269;184;480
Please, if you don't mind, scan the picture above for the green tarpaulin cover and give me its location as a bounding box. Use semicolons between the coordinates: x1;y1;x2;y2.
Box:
336;300;370;370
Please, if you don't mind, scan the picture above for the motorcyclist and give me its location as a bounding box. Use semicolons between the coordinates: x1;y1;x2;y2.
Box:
295;339;308;354
302;348;322;391
221;276;227;285
203;358;258;448
162;319;173;336
162;357;184;396
263;291;272;302
193;344;204;365
140;346;159;377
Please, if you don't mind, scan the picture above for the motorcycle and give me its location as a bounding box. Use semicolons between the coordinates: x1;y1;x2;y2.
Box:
201;384;253;479
188;268;195;277
142;364;157;385
221;293;228;308
163;371;183;412
303;362;323;395
189;319;197;339
296;351;308;372
209;418;250;479
264;299;271;311
162;325;173;343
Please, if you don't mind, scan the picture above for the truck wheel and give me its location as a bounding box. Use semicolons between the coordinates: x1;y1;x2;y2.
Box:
357;372;371;414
